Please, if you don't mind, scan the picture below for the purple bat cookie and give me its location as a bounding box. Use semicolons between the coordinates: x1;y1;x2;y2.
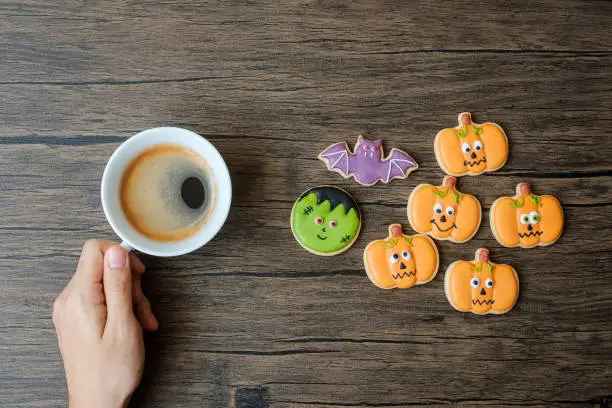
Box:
318;136;418;186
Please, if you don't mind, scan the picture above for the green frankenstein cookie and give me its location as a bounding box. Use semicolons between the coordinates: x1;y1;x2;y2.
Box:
291;186;361;256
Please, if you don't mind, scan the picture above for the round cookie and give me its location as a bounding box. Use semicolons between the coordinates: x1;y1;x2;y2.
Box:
291;186;361;256
490;182;564;248
444;248;519;315
434;112;508;176
363;224;439;289
407;176;481;243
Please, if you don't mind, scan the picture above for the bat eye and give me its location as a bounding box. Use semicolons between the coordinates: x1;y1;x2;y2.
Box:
315;217;324;225
433;203;443;214
390;253;400;264
329;220;337;228
470;277;480;288
363;145;369;150
474;140;483;151
371;146;377;151
461;142;471;153
446;206;455;216
520;214;530;225
485;278;494;288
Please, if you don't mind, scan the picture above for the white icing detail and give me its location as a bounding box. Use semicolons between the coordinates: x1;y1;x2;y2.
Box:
322;150;349;174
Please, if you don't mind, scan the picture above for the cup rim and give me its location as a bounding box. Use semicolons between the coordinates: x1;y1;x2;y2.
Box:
101;127;232;256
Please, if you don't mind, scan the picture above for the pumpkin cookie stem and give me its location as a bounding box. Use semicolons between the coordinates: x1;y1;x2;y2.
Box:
518;183;531;195
443;176;457;189
459;112;472;126
476;248;489;263
389;224;403;237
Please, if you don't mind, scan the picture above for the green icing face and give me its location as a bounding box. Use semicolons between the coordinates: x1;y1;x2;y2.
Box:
291;191;361;255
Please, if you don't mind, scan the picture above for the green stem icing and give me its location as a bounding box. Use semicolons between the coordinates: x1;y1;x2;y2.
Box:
509;196;525;208
473;125;483;135
488;263;495;273
472;263;483;273
457;126;468;139
404;236;413;248
383;238;397;248
451;190;463;205
529;194;542;207
433;187;449;198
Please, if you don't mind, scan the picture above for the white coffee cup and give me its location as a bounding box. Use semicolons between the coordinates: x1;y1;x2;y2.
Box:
101;127;232;256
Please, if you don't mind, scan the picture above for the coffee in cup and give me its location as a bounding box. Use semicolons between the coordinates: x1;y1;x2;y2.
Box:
119;144;215;242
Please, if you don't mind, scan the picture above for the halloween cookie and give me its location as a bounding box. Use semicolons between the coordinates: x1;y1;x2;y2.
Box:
291;186;361;256
407;176;481;243
445;248;519;315
434;112;508;176
319;135;418;186
363;224;439;289
490;183;563;248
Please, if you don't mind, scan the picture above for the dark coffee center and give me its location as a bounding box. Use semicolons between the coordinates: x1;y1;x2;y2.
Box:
181;176;205;209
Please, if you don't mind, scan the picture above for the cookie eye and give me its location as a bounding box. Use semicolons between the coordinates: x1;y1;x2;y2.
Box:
329;220;337;228
434;203;443;214
461;142;471;153
390;253;400;264
401;250;411;261
446;206;455;216
470;277;480;288
372;146;377;151
520;214;530;225
485;278;494;288
474;140;483;151
363;145;369;150
529;211;540;224
315;217;324;225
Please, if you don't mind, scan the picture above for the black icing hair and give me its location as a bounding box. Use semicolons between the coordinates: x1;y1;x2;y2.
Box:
299;186;360;219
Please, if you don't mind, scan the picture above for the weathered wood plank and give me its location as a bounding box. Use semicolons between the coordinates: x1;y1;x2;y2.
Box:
1;1;612;407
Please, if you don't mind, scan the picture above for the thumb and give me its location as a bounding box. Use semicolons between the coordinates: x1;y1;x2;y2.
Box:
103;245;135;329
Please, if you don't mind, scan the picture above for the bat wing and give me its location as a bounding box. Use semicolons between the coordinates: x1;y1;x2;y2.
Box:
381;149;418;183
318;142;352;177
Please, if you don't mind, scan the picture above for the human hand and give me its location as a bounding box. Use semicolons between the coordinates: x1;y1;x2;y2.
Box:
52;239;158;408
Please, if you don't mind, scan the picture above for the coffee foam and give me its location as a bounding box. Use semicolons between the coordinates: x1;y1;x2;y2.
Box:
119;144;215;242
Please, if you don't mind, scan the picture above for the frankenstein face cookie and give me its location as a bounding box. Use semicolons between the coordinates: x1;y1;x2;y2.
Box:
490;182;564;248
445;248;519;315
407;176;481;243
291;186;361;256
434;112;508;176
363;224;439;289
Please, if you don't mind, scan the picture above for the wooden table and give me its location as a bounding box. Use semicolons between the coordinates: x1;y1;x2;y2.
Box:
1;2;611;407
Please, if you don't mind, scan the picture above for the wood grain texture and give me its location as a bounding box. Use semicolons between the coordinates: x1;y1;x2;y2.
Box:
1;1;611;407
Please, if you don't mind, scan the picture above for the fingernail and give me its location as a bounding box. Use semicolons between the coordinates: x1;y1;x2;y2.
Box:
107;246;127;269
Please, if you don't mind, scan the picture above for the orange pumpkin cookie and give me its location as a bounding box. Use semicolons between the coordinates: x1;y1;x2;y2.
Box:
434;112;508;176
363;224;439;289
490;183;564;248
407;176;481;243
445;248;519;315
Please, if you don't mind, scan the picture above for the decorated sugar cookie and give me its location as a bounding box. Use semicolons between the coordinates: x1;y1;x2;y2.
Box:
445;248;519;315
363;224;439;289
490;183;563;248
291;186;361;256
434;112;508;176
407;176;481;243
318;135;418;186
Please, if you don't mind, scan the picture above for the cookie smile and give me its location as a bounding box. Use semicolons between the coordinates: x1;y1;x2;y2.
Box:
464;158;486;167
518;231;543;238
430;219;456;232
393;271;416;280
317;234;327;240
472;299;495;306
